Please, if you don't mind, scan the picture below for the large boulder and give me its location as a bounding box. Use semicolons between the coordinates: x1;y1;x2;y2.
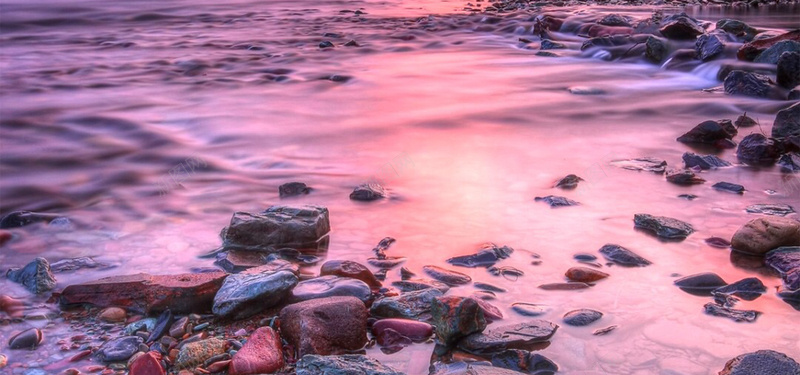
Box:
221;205;330;251
754;40;800;64
696;33;726;61
731;217;800;255
676;119;737;145
296;354;403;375
212;269;297;320
633;213;694;239
719;350;800;375
716;19;757;41
737;134;782;165
723;71;781;99
777;52;800;89
319;260;382;288
229;327;284;375
7;257;56;295
280;296;368;356
738;30;800;61
773;102;800;139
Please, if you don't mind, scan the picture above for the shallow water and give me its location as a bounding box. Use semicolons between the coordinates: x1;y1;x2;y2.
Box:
0;0;799;373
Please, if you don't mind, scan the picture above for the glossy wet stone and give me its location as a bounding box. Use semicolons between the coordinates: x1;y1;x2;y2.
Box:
713;181;746;194
458;320;558;355
666;169;705;185
696;33;725;61
534;195;579;207
731;217;800;255
447;243;513;268
746;204;796;217
634;213;694;239
289;275;371;303
724;71;782;99
431;296;487;346
372;318;433;342
146;309;173;343
129;351;165;375
674;272;728;296
713;278;766;301
704;303;760;323
565;267;609;282
370;288;443;321
598;244;652;267
50;257;108;273
296;354;403;375
214;252;297;274
766;247;800;289
350;183;387;201
682;152;731;169
8;328;43;350
279;182;310;197
94;336;144;363
511;303;550;317
213;270;297;319
610;157;667;173
720;350;800;375
221;205;330;250
659;15;703;40
7;257;56;295
491;350;558;375
562;309;603;326
475;282;506;293
391;279;450;293
736;133;782;164
0;211;66;228
430;362;529;375
320;260;381;288
706;237;732;248
280;296;368;356
676;119;737;145
423;265;472;285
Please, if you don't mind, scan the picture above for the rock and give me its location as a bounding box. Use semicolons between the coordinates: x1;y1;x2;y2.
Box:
737;134;782;164
475;282;506;293
593;325;618;336
778;153;800;172
174;338;228;369
735;114;758;128
125;318;156;336
540;39;566;50
720;350;800;375
280;296;368;356
645;36;668;63
447;243;513;268
370;288;442;320
279;182;310;197
666;169;706;185
129;352;165;375
0;295;24;318
598;13;630;27
538;282;591;290
634;213;694;239
682;152;732;169
372;319;433;342
511;303;550;316
296;354;403;375
0;211;65;228
713;278;766;300
565;267;609;282
423;265;472;285
289;275;371;303
50;257;107;273
554;174;583;189
777;51;800;89
766;247;800;289
431;296;487;346
713;182;746;194
704;303;760;322
319;41;334;48
430;362;529;375
611;157;667;173
350;183;386;201
8;328;43;349
568;86;605;95
731;217;800;255
215;252;298;274
7;257;56;295
599;244;651;266
562;309;603;326
659;16;703;40
674;272;728;296
738;30;800;61
723;70;780;99
320;260;381;288
492;350;558;375
98;307;127;323
696;33;725;61
391;279;450;293
746;204;795;216
169;317;189;338
717;19;757;41
213;269;297;319
534;195;579;207
489;266;524;279
778;287;800;310
229;327;283;375
94;336;143;363
221;205;330;250
344;40;360;47
677;119;737;145
475;298;504;322
60;272;227;314
146;309;173;343
773;102;800;139
458;320;558;355
754;40;800;64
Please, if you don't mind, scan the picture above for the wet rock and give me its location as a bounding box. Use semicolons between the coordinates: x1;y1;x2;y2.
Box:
723;70;780;99
7;257;56;295
279;182;310;197
489;266;524;279
746;204;795;216
666;169;705;185
215;253;298;274
492;350;558;375
50;257;107;273
0;295;24;318
565;267;609;282
677;119;737;145
735;114;758;128
567;87;605;95
350;183;386;201
320;260;381;288
458;320;558;355
475;282;506;293
430;362;528;375
511;303;550;317
431;296;487;346
447;243;514;268
562;309;603;326
344;39;360;47
60;272;226;314
593;325;618;336
368;257;406;268
129;352;164;375
704;303;760;322
423;265;472;285
98;307;127;323
696;33;725;61
754;40;800;64
645;36;668;63
554;174;583;189
599;244;651;266
738;30;800;61
717;19;757;41
682;152;732;169
777;52;800;89
540;39;566;50
720;350;800;375
174;338;227;369
125;318;156;335
773;102;800;139
221;205;330;250
674;272;727;296
146;309;172;343
319;41;334;48
539;282;590;290
370;288;442;320
766;247;800;290
634;213;694;239
713;182;746;194
737;134;782;165
289;275;371;303
229;327;283;375
169;317;189;338
280;296;368;356
713;278;766;300
778;287;800;310
475;298;504;322
0;211;66;228
8;328;43;350
611;157;667;173
731;217;800;255
213;269;297;319
659;15;703;40
94;336;143;363
778;153;800;172
392;278;450;293
534;195;579;207
598;13;630;27
296;354;403;375
372;318;433;342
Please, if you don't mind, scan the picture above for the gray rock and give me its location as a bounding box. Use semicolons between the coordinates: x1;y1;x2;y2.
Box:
447;243;513;268
674;272;727;296
50;257;108;273
7;257;56;295
458;320;558;355
370;288;443;320
554;174;583;189
598;14;631;27
296;354;403;375
645;36;668;63
350;183;387;201
280;297;368;356
724;70;780;99
540;39;566;50
534;195;579;207
713;278;766;301
766;247;800;289
772;102;800;139
778;153;800;172
94;336;143;363
391;279;450;293
611;157;667;173
213;269;298;319
716;19;757;41
215;252;298;274
754;40;800;64
423;265;472;285
713;181;746;194
598;244;651;266
705;303;760;322
777;51;800;89
659;16;704;40
290;275;371;303
720;350;800;375
696;33;726;61
562;309;603;326
511;303;550;317
634;213;694;239
745;204;795;216
682;152;732;169
279;182;310;197
431;362;528;375
221;205;330;251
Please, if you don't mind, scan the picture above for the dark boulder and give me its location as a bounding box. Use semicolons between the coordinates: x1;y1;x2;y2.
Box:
713;278;766;300
674;272;727;296
754;40;800;64
598;244;651;266
677;119;737;145
431;296;487;346
682;152;732;169
723;71;781;99
279;182;310;197
696;33;726;61
447;243;513;268
280;296;368;356
562;309;603;326
778;153;800;172
221;205;330;251
350;183;387;201
772;102;800;139
554;174;583;189
633;213;694;239
777;51;800;89
716;19;757;41
704;303;760;322
659;16;704;40
737;133;782;165
598;14;631;27
370;288;443;320
737;29;800;61
94;336;143;363
457;320;558;355
0;211;66;228
713;182;746;194
7;257;57;295
492;350;558;375
645;36;668;63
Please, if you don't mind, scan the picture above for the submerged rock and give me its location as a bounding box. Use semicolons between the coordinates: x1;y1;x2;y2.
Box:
682;152;732;169
713;182;746;194
634;213;694;239
772;102;800;139
447;243;513;268
50;257;108;273
666;169;706;185
745;204;795;216
735;114;758;128
492;350;558;375
696;33;725;61
599;244;651;266
0;211;66;228
458;320;558;355
677;119;737;145
279;182;310;197
7;257;56;295
370;288;443;320
540;39;566;50
565;267;609;282
372;318;433;342
719;350;800;375
221;205;330;251
213;270;297;319
94;336;143;363
713;278;766;301
534;195;579;207
777;51;800;89
704;303;760;322
538;282;590;290
554;174;583;189
431;296;487;346
766;247;800;290
723;71;780;99
737;134;782;165
674;272;728;296
8;328;43;350
350;183;387;201
511;303;550;317
423;265;472;285
610;157;667;173
296;355;403;375
289;275;371;304
562;309;603;326
215;252;297;274
280;296;368;356
706;237;732;248
731;217;800;255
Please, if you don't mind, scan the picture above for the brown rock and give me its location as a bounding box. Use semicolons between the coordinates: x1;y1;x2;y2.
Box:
229;327;284;375
0;295;24;318
129;352;165;375
320;260;382;289
565;267;609;282
731;217;800;255
60;272;227;314
169;317;189;338
738;30;800;61
98;307;127;323
279;296;368;356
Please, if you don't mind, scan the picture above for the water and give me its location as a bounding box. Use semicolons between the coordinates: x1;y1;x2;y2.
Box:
1;0;799;373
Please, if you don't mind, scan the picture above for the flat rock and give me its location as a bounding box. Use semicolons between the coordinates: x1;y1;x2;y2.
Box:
221;205;330;251
350;183;387;201
511;303;550;317
611;157;667;173
720;350;800;375
634;213;694;239
7;257;56;295
737;134;782;165
431;362;529;375
772;102;800;139
320;260;381;288
598;244;651;266
370;288;443;320
457;320;558;355
674;272;728;296
296;354;402;375
391;279;450;293
731;217;800;255
60;272;227;314
423;265;472;285
534;195;579;207
565;267;609;282
666;169;706;185
682;152;732;169
562;309;603;326
746;204;795;216
213;269;297;319
94;336;143;363
447;243;513;268
289;275;371;304
280;296;368;356
713;182;746;194
538;282;591;290
229;327;283;375
431;296;487;346
704;303;760;322
713;278;766;301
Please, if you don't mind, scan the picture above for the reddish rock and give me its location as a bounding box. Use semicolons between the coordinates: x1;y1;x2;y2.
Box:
229;327;284;375
207;360;230;373
279;296;368;356
60;272;227;314
98;307;127;323
738;30;800;61
372;319;433;342
0;295;24;318
129;352;164;375
431;296;487;346
565;267;610;282
320;260;382;289
0;230;12;246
